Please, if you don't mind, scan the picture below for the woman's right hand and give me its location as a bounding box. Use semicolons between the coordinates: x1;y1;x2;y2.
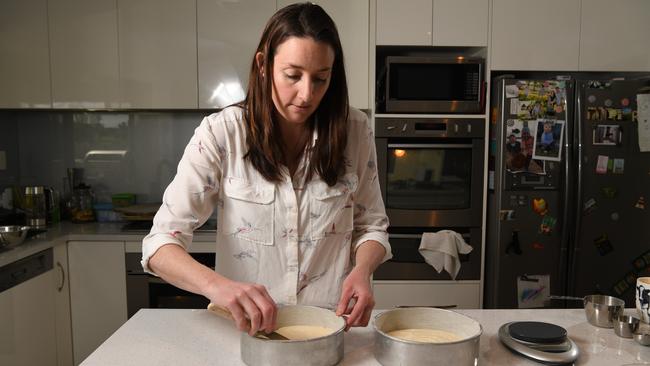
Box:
205;277;277;336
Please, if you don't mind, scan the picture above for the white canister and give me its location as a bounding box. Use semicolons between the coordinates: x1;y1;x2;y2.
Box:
637;277;650;324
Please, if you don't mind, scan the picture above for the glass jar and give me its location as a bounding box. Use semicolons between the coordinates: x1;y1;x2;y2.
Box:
24;186;47;228
71;184;95;223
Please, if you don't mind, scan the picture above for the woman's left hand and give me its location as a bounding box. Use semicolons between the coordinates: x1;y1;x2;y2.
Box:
336;267;374;330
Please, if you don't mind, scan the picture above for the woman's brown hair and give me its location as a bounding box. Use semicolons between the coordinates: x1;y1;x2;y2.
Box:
242;2;348;186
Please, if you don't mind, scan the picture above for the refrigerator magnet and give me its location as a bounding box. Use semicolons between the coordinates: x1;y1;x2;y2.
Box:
506;85;519;98
610;212;620;221
531;242;544;250
594;234;613;256
583;198;598;215
539;215;557;234
593;125;621;145
601;186;618;198
532;198;548;215
612;158;624;174
604;99;613;107
613;278;630;296
635;196;646;209
596;155;609;174
621;98;630;107
607;108;618;120
588;95;597;104
632;249;650;271
499;209;516;221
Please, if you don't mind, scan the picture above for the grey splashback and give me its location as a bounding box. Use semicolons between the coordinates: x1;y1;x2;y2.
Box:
0;110;210;203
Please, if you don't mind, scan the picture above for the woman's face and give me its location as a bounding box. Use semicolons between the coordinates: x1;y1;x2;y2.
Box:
267;36;334;126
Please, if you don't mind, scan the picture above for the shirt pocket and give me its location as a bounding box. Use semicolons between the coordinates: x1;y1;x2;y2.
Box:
309;173;358;240
221;176;275;245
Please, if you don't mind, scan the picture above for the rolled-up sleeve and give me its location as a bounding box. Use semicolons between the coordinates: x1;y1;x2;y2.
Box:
351;114;392;263
141;116;223;274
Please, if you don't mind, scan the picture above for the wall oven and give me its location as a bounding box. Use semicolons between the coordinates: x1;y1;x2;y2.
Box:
375;117;485;228
125;251;214;318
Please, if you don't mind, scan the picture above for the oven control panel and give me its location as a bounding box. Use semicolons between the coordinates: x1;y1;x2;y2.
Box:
375;117;485;138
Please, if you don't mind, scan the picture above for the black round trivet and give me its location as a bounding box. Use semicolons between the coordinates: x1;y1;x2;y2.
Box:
508;321;567;344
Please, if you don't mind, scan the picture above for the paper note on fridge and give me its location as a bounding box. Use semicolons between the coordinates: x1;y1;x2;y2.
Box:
637;93;650;152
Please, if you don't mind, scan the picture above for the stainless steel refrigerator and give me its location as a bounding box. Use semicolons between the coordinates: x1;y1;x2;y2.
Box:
486;77;650;308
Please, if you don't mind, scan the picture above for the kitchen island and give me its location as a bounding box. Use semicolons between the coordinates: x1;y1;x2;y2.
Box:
81;308;650;365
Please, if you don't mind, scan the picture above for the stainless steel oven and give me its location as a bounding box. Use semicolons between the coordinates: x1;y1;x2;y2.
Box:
375;117;485;228
374;227;482;280
125;252;214;318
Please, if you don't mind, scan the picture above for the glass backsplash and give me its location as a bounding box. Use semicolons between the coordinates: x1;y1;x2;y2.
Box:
0;110;212;204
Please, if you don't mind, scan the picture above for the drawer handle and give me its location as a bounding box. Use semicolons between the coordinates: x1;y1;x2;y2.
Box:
56;262;65;292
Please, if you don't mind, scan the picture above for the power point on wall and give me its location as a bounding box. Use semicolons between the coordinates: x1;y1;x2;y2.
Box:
0;151;6;170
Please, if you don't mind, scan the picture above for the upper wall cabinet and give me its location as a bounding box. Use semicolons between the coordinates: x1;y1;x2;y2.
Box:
49;0;120;109
579;0;650;71
376;0;488;47
278;1;370;109
118;0;197;109
197;0;274;109
491;0;581;71
0;0;51;108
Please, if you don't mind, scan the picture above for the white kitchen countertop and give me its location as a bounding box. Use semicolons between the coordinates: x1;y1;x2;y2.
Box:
81;308;650;366
0;222;217;267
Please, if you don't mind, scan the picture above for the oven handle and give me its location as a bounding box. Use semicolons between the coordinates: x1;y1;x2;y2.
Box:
387;143;473;149
389;233;471;240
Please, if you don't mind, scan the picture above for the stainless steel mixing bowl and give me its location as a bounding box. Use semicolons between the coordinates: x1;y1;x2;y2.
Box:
584;295;625;328
0;226;30;248
613;315;640;338
634;331;650;346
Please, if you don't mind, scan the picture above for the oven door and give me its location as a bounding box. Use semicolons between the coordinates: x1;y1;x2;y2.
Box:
374;228;481;280
125;252;212;318
376;140;484;227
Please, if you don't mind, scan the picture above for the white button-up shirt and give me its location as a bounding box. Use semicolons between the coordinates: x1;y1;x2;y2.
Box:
142;106;392;309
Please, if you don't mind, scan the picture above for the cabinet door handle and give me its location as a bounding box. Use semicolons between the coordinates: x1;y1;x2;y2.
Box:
56;261;65;292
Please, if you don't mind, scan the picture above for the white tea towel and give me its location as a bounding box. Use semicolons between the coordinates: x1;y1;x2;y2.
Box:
418;230;473;280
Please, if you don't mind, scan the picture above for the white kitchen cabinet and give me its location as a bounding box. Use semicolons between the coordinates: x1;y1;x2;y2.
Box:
0;0;51;108
197;0;275;109
373;281;481;309
376;0;487;47
0;249;58;366
68;241;127;365
491;0;581;71
48;0;120;109
579;0;650;72
278;0;370;109
376;0;433;46
433;0;488;47
54;243;73;366
118;0;197;108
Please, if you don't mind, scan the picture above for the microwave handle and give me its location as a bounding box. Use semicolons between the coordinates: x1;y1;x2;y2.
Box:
388;143;473;149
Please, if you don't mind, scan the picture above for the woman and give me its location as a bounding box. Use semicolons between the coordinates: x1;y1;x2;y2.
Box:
142;3;391;337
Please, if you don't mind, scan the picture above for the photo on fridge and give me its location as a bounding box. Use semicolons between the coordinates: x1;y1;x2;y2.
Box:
593;124;621;145
532;119;565;161
505;119;545;174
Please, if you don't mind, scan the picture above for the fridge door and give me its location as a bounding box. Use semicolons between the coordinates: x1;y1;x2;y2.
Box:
569;80;650;306
486;78;574;308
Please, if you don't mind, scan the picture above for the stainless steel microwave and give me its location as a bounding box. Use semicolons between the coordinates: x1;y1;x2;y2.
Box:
384;56;485;114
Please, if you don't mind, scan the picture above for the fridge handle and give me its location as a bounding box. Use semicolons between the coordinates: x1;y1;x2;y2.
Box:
567;84;584;296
